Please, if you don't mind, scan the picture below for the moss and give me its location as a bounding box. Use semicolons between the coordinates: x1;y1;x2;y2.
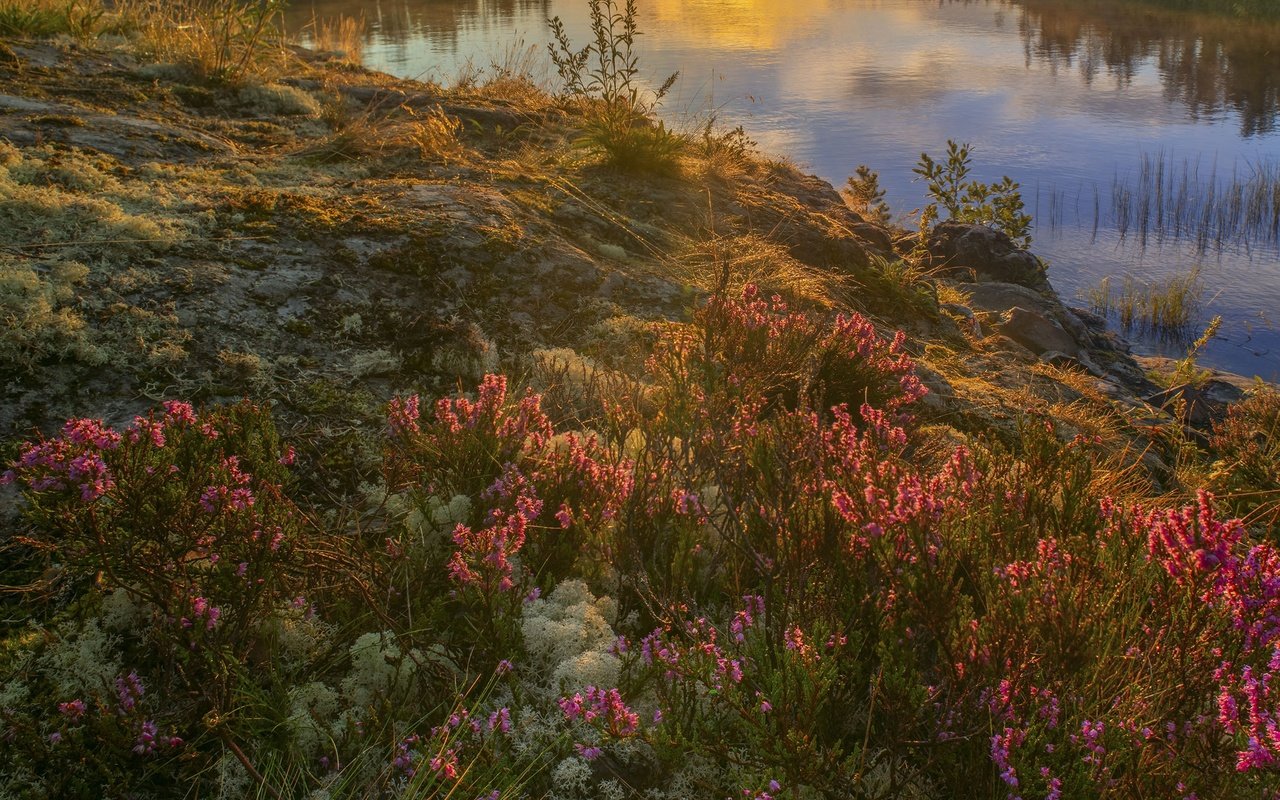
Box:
237;82;321;118
0;259;104;371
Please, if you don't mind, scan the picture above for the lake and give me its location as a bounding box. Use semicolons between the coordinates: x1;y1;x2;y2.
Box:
287;0;1280;379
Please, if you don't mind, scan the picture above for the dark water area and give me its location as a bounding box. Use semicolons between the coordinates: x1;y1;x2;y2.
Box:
288;0;1280;379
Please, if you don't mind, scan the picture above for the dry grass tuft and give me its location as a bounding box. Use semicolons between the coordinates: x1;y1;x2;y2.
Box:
303;12;363;65
670;233;846;309
301;96;465;165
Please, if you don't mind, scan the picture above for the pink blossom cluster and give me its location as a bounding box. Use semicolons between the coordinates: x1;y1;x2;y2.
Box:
739;779;781;800
198;455;256;514
447;467;542;593
558;686;640;738
115;671;144;713
181;596;222;631
3;418;120;500
430;375;553;451
540;432;635;531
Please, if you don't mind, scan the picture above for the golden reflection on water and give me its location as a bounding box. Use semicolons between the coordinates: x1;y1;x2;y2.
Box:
645;0;834;51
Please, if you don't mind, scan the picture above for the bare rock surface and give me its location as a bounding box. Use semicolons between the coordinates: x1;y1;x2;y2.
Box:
927;222;1048;289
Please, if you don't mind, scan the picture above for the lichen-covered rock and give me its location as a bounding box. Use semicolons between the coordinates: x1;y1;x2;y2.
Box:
927;222;1048;288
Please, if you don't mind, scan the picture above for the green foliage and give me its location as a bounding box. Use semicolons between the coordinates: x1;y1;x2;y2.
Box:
547;0;685;174
913;140;1033;247
843;164;892;225
855;254;939;319
1170;313;1222;387
577;108;685;175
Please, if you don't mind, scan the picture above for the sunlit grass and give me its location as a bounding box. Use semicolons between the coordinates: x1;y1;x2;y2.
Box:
1087;266;1203;340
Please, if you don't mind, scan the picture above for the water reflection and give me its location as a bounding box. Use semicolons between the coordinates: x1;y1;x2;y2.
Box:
290;0;1280;136
1008;0;1280;136
292;0;550;54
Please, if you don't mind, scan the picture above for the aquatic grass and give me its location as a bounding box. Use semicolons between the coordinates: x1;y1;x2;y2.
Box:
1088;266;1203;340
1112;153;1280;255
299;12;364;65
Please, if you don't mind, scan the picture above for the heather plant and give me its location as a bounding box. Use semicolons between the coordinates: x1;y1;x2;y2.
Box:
1208;386;1280;529
5;283;1280;797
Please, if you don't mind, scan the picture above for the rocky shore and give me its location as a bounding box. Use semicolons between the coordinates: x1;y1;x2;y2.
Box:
0;37;1266;484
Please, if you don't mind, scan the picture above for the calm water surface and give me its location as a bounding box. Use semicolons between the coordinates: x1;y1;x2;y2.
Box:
288;0;1280;379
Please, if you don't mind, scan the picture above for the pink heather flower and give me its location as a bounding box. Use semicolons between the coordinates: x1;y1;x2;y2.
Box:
162;400;197;426
488;707;511;733
429;750;459;780
48;731;62;745
392;735;419;777
116;671;144;712
1046;776;1063;800
189;597;221;631
575;744;602;761
62;418;121;449
133;720;158;755
388;395;421;437
278;445;296;466
496;659;514;675
555;503;573;529
58;699;86;721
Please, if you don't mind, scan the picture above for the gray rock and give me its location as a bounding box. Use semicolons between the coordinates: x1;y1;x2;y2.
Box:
1146;380;1245;428
927;223;1047;289
940;303;982;337
962;282;1051;314
960;281;1096;349
1040;350;1104;377
1000;307;1081;357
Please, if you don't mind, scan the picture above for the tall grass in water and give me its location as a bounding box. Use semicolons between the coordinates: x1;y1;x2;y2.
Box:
301;12;363;65
1088;265;1204;341
1112;153;1280;254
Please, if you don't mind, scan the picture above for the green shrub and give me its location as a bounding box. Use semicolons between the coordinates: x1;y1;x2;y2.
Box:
547;0;684;174
843;164;892;225
914;140;1033;247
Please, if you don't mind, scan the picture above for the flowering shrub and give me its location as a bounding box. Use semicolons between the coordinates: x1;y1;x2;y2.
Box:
3;402;307;673
3;285;1279;798
1209;387;1280;530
